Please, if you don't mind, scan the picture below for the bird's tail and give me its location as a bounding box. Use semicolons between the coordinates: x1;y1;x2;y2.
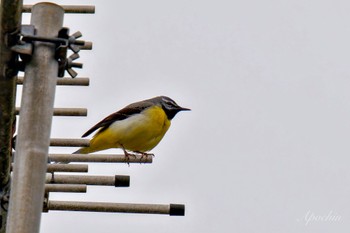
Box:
73;147;90;154
55;146;90;164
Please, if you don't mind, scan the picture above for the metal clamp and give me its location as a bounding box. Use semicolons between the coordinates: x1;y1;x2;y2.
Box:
11;25;91;78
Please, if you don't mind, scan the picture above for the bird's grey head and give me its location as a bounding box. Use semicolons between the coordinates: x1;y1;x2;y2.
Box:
153;96;190;120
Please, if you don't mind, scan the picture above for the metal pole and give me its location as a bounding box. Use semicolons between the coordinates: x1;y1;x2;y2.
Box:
49;138;90;147
46;174;130;187
23;5;95;14
45;184;87;193
15;107;88;116
49;153;153;163
0;0;23;231
46;201;185;216
0;0;22;188
46;164;88;173
10;163;89;173
6;3;64;233
17;76;90;86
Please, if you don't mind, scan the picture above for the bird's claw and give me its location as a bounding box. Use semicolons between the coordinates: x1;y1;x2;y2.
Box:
122;148;137;166
122;146;154;165
134;151;154;162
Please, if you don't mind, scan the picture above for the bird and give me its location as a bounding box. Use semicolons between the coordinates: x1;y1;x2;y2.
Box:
74;96;190;158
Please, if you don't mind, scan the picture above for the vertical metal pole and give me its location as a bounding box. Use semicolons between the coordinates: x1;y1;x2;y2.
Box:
6;3;64;233
0;0;22;188
0;0;23;232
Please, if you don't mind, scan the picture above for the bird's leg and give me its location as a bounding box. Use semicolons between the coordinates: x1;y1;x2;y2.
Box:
121;145;136;165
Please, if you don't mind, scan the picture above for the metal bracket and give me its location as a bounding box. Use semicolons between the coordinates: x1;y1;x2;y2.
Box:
11;25;89;78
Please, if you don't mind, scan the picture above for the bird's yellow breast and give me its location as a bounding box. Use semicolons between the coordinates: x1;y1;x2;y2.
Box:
88;106;171;153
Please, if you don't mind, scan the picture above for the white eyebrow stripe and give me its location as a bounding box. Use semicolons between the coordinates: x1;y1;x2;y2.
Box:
162;97;176;105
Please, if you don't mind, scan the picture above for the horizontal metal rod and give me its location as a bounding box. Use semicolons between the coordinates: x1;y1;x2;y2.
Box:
46;174;130;187
15;107;87;116
49;153;153;164
49;138;89;147
45;184;86;193
45;201;185;216
11;163;88;173
17;77;89;86
80;41;93;50
51;108;87;116
22;5;95;14
46;164;88;173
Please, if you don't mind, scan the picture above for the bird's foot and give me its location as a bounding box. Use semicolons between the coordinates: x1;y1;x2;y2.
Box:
122;148;137;165
134;151;154;161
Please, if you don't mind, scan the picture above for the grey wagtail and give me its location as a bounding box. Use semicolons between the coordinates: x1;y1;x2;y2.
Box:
74;96;190;157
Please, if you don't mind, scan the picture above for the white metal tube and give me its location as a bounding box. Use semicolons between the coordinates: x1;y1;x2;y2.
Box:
22;5;95;14
46;174;130;187
49;138;90;147
49;153;153;163
46;201;185;216
6;3;64;233
10;163;88;173
46;164;88;173
17;77;90;86
15;107;88;116
45;184;87;193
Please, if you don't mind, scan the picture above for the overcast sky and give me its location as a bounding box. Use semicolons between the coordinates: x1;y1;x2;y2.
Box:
18;0;350;232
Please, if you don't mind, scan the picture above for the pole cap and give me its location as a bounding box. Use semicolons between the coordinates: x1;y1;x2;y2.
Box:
169;204;185;216
114;175;130;187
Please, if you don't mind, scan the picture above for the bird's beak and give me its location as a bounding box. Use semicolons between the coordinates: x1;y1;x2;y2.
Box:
179;107;191;111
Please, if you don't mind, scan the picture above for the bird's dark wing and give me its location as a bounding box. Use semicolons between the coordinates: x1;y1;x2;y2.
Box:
81;100;154;137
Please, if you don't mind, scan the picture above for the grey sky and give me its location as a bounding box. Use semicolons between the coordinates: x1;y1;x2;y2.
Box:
18;0;350;232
